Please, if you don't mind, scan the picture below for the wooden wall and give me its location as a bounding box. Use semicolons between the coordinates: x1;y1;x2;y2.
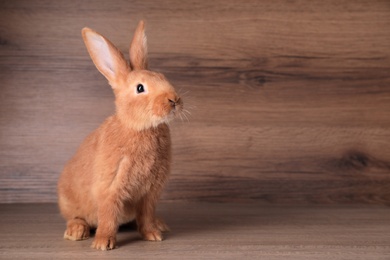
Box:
1;0;389;204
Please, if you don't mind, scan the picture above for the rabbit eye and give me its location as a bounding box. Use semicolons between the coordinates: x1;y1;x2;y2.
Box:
136;84;145;94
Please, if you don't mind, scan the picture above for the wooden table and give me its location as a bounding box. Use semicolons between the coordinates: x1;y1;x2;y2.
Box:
0;202;389;259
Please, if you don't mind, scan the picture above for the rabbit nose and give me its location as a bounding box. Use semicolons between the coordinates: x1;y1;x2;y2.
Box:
168;97;181;109
168;98;176;108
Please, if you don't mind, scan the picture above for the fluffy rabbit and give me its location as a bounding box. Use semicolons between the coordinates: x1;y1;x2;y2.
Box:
57;21;182;250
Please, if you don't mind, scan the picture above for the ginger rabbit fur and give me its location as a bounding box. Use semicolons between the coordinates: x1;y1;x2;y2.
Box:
57;21;182;251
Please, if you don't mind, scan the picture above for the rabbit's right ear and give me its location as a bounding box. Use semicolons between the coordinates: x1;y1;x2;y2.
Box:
129;20;148;70
82;28;130;87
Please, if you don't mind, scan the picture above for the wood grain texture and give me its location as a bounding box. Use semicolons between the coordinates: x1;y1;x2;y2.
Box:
0;203;389;259
0;0;390;203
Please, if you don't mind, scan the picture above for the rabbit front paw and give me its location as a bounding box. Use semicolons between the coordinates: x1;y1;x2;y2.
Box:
91;235;117;250
141;230;163;241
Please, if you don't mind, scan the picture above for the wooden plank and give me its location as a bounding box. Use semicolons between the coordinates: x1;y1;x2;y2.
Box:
0;203;389;259
0;0;389;203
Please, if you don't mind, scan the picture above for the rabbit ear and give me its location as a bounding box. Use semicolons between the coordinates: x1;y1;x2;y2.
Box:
82;28;129;86
129;20;148;70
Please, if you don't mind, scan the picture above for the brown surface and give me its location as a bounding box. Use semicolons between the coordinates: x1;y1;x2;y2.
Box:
0;202;389;259
1;0;390;203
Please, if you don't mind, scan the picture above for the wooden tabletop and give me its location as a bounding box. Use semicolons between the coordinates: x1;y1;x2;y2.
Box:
0;202;389;259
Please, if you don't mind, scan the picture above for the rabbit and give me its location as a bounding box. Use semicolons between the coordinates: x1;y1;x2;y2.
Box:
57;21;183;250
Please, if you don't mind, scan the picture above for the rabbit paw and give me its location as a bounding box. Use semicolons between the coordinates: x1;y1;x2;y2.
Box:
91;235;116;250
142;230;163;241
64;219;90;241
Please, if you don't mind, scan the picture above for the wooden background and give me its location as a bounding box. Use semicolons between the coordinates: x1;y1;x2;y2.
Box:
1;0;389;204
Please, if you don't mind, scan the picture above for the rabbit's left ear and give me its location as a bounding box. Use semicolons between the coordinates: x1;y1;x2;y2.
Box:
82;28;129;86
129;20;148;70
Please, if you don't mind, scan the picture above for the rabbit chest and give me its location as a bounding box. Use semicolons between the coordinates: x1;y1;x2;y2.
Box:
94;121;172;202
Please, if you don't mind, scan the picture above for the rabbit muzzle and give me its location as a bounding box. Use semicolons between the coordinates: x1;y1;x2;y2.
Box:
168;97;182;110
